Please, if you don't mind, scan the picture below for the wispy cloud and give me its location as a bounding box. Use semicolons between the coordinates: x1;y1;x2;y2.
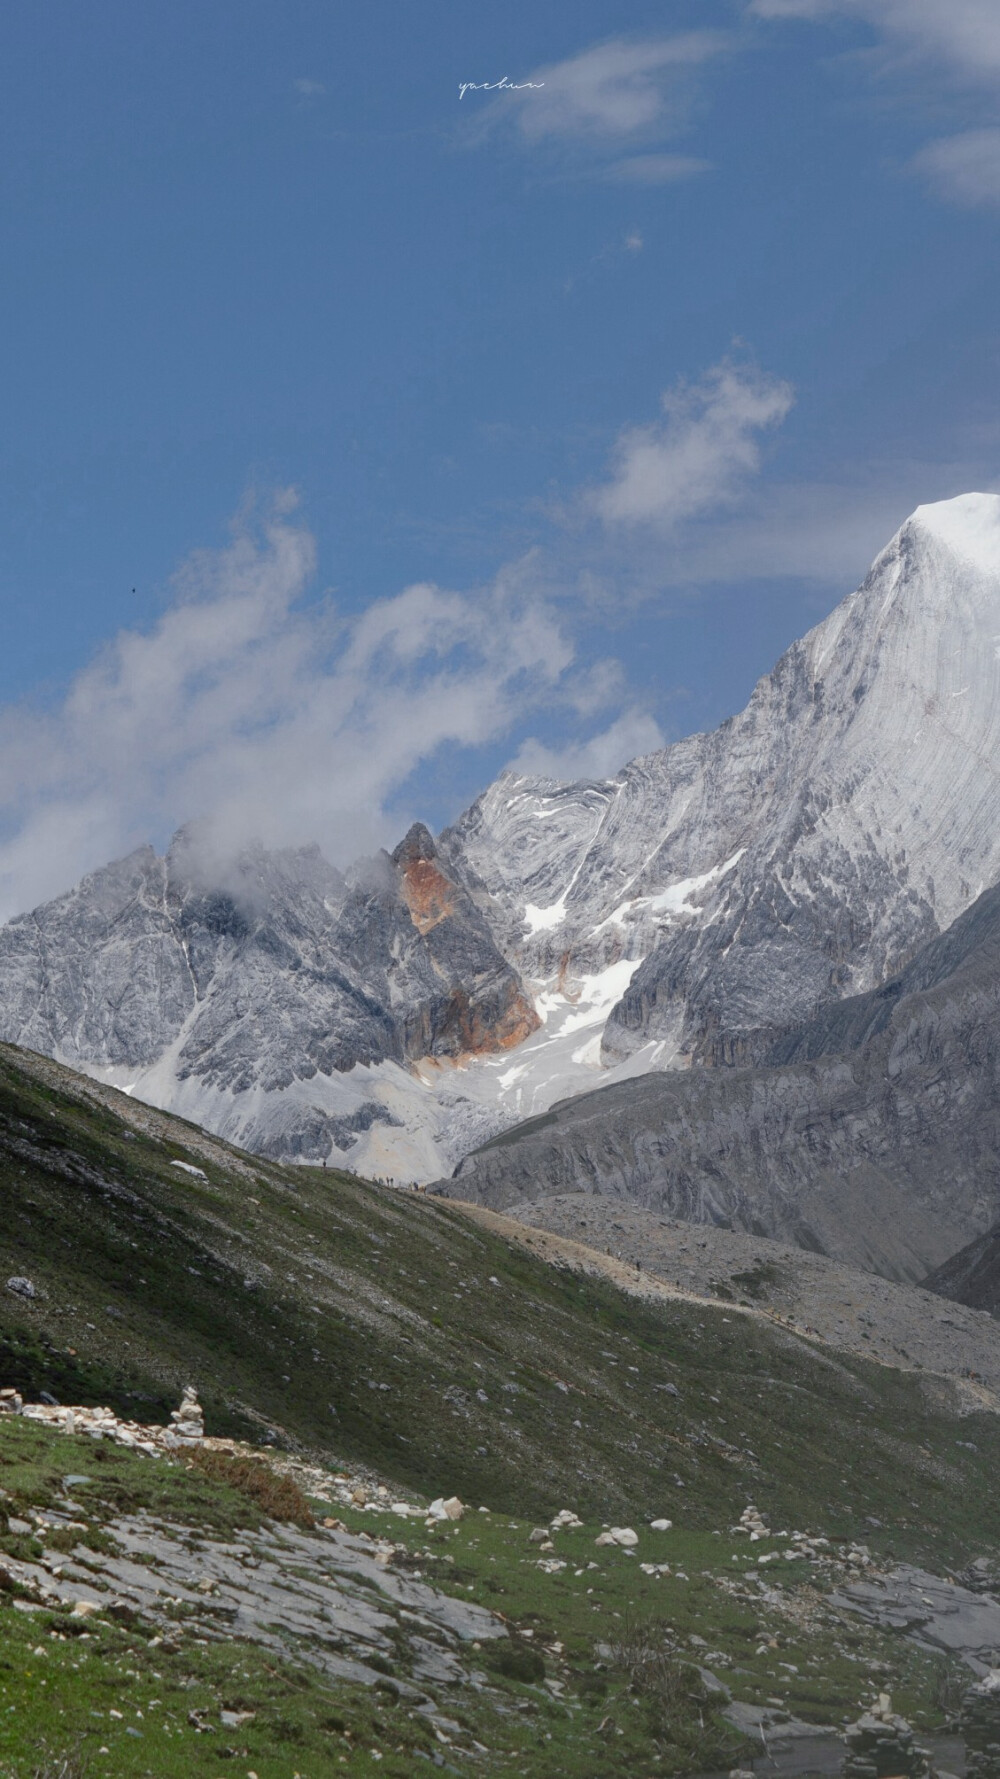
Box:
911;128;1000;207
588;359;794;529
509;709;666;783
0;499;583;919
510;35;724;142
749;1;1000;204
466;34;725;179
294;78;326;98
748;0;1000;80
603;153;711;184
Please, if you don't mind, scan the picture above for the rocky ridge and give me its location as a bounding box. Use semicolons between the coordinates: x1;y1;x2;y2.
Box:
0;495;999;1185
925;1227;1000;1320
443;871;1000;1279
444;493;1000;1075
0;820;535;1165
461;1196;1000;1398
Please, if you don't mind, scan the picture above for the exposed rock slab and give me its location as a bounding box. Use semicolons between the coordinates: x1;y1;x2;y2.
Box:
831;1568;1000;1675
443;877;1000;1279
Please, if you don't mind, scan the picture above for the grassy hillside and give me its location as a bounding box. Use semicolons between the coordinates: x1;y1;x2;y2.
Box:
0;1414;976;1779
0;1041;999;1569
4;1041;1000;1776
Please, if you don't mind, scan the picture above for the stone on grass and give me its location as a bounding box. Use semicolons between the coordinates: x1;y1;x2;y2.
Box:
5;1278;36;1300
960;1671;1000;1779
426;1496;465;1523
841;1693;933;1779
169;1386;204;1442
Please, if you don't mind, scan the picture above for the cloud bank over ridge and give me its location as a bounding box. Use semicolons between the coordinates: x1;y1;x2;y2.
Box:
0;498;593;920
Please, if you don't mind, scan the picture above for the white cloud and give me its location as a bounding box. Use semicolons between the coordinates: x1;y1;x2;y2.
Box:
589;359;794;528
748;0;1000;80
749;2;1000;204
636;478;929;583
911;129;1000;206
509;710;665;783
603;153;711;184
0;500;579;919
508;35;725;142
295;78;326;97
467;33;726;180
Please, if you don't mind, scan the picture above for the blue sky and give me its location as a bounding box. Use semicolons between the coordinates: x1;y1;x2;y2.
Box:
0;0;998;913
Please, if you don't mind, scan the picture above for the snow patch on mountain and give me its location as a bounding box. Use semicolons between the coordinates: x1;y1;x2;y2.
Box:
1;494;1000;1180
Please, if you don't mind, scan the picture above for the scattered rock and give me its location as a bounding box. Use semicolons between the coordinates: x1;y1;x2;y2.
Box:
426;1497;465;1523
169;1386;204;1443
960;1671;1000;1779
550;1509;584;1531
735;1505;770;1539
5;1277;36;1300
841;1694;933;1778
650;1518;673;1532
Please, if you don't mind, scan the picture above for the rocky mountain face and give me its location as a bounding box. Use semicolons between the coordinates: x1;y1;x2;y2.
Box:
0;822;535;1161
443;493;1000;1071
924;1225;1000;1317
442;877;1000;1282
0;492;999;1189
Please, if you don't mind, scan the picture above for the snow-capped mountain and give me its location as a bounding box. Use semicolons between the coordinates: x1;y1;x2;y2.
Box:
1;492;999;1179
444;493;1000;1068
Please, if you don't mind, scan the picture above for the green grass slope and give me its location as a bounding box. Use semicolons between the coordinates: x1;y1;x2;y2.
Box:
1;1041;999;1573
0;1415;973;1779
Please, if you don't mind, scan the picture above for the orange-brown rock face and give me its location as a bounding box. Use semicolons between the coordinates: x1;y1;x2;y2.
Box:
439;984;540;1056
390;822;540;1061
399;855;458;935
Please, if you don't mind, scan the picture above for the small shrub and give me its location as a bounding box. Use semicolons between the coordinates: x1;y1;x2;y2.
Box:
576;1670;608;1701
608;1612;705;1734
267;1716;305;1744
487;1640;546;1684
30;1747;89;1779
729;1261;784;1300
186;1448;314;1527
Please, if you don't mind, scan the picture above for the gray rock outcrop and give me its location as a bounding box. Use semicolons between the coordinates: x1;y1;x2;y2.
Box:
1;493;1000;1187
0;822;535;1163
443;877;1000;1279
445;494;1000;1073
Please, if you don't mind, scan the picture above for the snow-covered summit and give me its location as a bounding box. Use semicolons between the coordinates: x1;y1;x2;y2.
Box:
445;491;1000;1071
909;490;1000;574
2;495;1000;1178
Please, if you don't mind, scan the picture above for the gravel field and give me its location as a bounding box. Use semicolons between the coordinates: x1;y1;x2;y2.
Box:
456;1194;1000;1406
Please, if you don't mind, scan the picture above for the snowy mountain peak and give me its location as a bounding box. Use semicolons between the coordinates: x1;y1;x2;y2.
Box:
2;495;1000;1180
908;491;1000;574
